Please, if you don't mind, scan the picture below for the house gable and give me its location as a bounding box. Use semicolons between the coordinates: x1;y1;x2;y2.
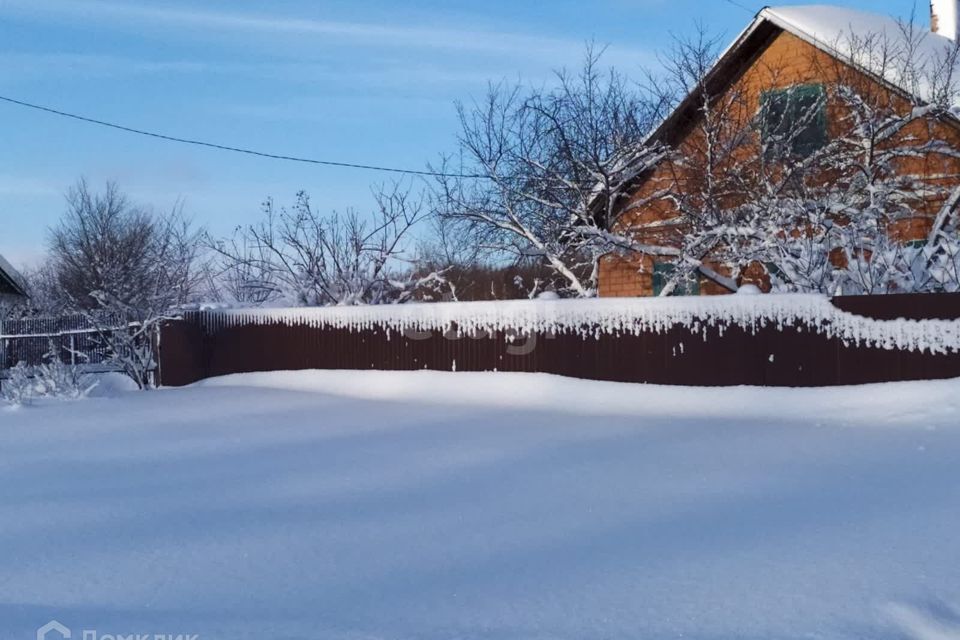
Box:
600;9;960;298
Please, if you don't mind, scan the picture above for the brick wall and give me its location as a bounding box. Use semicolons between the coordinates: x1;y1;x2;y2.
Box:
598;254;652;297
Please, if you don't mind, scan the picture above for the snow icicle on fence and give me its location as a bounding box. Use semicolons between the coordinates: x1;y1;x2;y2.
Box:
182;294;960;355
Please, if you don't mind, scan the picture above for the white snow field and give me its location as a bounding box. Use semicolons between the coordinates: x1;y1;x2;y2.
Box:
2;370;960;640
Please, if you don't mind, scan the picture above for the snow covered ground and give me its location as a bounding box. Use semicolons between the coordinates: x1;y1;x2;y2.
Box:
2;370;960;640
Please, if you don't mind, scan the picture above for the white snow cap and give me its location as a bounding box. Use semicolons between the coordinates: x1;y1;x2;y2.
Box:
931;0;959;41
197;295;960;355
760;5;960;104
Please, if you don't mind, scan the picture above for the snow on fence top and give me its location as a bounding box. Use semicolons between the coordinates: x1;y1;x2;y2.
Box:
186;294;960;355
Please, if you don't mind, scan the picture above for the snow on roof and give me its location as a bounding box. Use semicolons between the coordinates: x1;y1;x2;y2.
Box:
763;5;937;45
760;5;960;105
587;4;960;211
644;3;960;150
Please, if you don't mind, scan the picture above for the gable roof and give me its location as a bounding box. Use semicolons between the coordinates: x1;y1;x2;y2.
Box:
650;4;960;146
0;254;28;297
758;5;958;103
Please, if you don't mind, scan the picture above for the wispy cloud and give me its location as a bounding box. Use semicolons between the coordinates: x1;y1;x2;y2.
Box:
1;0;639;61
0;51;526;95
0;52;210;79
0;174;62;198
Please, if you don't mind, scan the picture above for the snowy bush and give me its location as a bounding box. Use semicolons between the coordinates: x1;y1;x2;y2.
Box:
929;227;960;293
32;341;97;399
1;343;97;407
1;362;36;407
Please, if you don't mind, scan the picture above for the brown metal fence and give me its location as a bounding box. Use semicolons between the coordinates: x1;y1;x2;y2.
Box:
158;293;960;388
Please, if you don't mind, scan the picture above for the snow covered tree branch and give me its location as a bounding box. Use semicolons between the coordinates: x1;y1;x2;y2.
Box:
212;183;445;306
431;46;672;297
47;180;203;388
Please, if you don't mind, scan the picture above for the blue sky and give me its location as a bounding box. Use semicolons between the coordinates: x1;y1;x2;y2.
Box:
0;0;916;266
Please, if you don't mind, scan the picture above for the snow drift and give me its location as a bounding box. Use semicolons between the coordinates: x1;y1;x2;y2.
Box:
2;370;960;639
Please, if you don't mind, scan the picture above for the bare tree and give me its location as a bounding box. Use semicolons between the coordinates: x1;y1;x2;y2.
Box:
432;46;671;297
0;263;67;321
213;234;283;306
47;180;201;388
212;183;445;306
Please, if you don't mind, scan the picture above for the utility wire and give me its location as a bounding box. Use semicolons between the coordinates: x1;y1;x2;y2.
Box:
721;0;757;15
0;93;485;179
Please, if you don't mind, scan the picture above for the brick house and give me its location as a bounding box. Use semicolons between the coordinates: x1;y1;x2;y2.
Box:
599;2;960;297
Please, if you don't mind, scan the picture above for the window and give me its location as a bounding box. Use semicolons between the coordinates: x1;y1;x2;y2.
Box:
765;261;787;283
652;263;700;296
760;84;827;159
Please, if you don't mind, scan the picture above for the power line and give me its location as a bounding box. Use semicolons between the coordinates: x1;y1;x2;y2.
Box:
721;0;757;14
0;93;484;179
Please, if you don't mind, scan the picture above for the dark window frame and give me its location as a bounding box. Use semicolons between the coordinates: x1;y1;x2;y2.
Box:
652;263;701;297
760;84;828;160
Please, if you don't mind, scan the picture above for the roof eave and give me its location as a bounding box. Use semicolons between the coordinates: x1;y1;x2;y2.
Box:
645;6;773;145
0;254;28;298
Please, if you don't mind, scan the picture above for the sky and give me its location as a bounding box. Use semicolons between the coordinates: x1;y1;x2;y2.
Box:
0;0;919;267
